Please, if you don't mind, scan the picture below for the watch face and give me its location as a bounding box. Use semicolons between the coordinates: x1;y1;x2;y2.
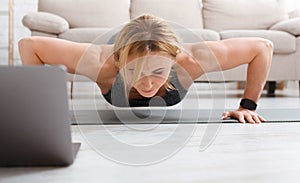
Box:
240;99;257;110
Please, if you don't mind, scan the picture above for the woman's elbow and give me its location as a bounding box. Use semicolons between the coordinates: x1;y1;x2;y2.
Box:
18;37;40;65
257;38;274;55
18;37;33;49
257;38;274;65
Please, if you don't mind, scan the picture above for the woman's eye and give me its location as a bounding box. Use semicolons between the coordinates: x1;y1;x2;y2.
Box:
153;68;164;75
153;71;163;75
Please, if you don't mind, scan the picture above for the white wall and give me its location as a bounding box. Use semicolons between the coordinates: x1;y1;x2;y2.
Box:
0;0;37;65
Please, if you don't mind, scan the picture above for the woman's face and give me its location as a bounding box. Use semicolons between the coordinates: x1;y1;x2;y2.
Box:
123;52;175;98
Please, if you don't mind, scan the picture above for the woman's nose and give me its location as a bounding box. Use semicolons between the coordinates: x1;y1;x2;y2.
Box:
141;76;153;88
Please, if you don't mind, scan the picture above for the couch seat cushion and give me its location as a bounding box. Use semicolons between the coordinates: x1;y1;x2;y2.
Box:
59;28;120;43
174;29;220;42
220;30;296;54
32;31;58;38
60;28;220;45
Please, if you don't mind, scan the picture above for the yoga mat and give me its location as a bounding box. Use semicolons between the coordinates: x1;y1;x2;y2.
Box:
69;108;300;125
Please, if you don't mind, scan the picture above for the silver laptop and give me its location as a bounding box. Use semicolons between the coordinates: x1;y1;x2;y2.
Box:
0;66;80;166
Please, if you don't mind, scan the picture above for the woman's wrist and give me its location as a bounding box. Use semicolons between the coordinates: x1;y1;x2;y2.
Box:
239;98;257;111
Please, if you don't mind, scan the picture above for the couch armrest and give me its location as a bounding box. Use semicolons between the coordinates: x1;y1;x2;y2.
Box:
270;17;300;36
22;12;69;34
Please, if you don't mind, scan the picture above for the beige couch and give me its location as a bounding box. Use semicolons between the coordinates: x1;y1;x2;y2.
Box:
22;0;300;95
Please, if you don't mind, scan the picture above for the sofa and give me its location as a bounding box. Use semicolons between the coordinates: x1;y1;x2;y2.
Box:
22;0;300;95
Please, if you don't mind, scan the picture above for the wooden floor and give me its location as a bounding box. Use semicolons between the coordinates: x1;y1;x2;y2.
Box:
1;82;300;183
1;123;300;183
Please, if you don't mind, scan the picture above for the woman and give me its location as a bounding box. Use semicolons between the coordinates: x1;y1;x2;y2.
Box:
18;14;273;124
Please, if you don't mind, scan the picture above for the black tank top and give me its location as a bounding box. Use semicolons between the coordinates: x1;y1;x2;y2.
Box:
102;70;187;107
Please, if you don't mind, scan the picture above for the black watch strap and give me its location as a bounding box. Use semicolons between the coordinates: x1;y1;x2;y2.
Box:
240;98;257;110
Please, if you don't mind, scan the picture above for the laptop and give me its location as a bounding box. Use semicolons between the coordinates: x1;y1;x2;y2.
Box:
0;66;80;166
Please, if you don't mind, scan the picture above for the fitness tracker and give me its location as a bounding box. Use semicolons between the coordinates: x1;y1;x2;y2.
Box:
240;98;257;110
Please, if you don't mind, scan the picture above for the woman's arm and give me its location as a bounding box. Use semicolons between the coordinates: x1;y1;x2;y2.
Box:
181;37;273;123
18;36;113;81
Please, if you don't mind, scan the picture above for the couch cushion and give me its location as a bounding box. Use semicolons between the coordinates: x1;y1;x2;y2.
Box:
23;12;69;34
32;31;58;38
174;29;220;42
270;17;300;36
220;30;296;54
297;38;300;80
59;27;219;45
38;0;130;28
202;0;288;31
59;28;119;43
130;0;203;29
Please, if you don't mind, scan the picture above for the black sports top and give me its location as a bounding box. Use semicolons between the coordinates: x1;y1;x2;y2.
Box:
102;70;187;107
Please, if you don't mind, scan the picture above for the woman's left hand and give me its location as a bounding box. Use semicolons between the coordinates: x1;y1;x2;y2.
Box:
222;108;266;124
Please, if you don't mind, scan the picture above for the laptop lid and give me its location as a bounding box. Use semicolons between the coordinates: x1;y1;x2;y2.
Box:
0;66;80;166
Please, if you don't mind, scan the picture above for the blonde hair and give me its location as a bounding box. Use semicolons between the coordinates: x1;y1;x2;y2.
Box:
113;14;181;92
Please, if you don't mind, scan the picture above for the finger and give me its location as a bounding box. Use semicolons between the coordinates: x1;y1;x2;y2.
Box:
252;115;261;124
222;112;230;119
245;114;255;124
258;115;266;122
237;113;245;124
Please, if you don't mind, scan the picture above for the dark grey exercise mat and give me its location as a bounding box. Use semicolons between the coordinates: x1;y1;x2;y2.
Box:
69;108;300;125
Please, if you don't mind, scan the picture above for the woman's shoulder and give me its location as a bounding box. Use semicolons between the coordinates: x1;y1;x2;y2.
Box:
96;46;119;94
174;49;205;83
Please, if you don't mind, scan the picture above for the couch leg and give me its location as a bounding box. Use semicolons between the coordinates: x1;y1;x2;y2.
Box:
266;81;276;97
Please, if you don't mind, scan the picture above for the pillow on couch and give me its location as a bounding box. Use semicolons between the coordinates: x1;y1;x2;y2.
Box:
202;0;288;32
270;17;300;36
22;12;69;34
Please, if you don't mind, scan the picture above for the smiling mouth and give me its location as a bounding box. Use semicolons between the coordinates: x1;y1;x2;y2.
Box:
141;89;154;93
